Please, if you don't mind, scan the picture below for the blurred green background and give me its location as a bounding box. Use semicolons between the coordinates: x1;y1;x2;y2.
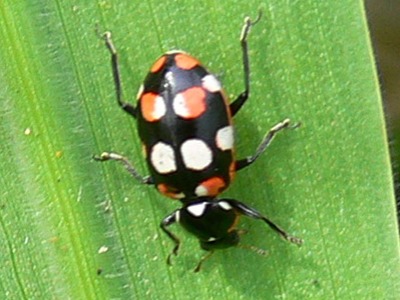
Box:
0;0;398;299
367;0;400;214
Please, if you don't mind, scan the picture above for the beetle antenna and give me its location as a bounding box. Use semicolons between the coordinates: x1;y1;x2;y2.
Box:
194;251;215;273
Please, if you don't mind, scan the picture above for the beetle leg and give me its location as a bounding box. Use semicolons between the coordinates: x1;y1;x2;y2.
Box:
224;199;303;245
235;119;298;171
230;11;262;116
102;32;137;118
160;210;181;265
93;152;153;185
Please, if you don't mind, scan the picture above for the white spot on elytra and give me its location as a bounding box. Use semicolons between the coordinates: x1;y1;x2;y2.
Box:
172;192;185;199
216;126;234;151
187;202;208;217
180;139;212;170
172;93;187;117
164;71;175;89
207;237;217;242
195;185;208;197
152;95;167;120
202;74;221;92
150;142;177;174
218;201;232;211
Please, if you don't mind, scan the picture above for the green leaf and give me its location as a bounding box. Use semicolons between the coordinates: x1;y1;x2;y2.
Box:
1;0;399;299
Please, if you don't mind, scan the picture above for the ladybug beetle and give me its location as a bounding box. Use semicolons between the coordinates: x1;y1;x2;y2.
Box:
95;12;302;272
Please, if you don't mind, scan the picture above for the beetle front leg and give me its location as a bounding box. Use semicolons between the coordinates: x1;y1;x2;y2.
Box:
160;210;181;265
224;199;303;245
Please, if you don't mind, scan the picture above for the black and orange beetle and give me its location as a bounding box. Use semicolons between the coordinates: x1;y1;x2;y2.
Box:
95;12;302;272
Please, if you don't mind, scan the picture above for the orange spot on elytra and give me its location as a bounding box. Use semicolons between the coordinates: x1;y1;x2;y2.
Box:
140;92;165;122
157;183;183;199
175;87;206;119
174;53;199;70
199;177;226;197
151;55;167;73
